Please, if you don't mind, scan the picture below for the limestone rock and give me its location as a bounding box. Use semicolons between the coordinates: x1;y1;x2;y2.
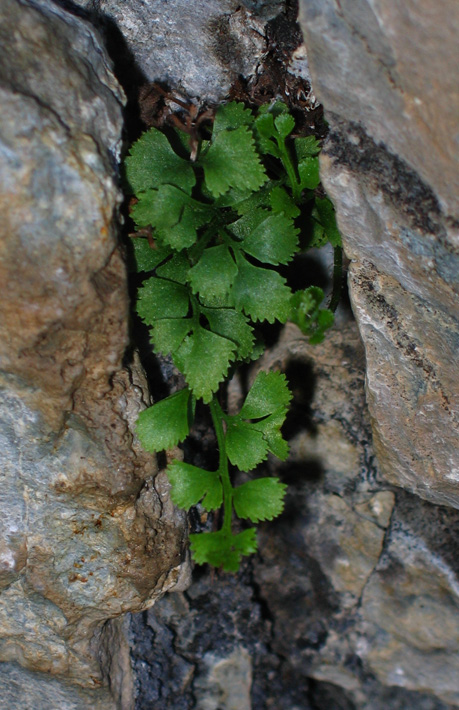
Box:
360;495;459;706
298;0;459;217
0;0;187;706
80;0;273;102
254;323;459;708
193;646;252;710
298;0;459;509
0;662;119;710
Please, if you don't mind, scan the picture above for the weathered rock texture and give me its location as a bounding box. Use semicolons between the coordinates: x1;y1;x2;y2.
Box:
298;0;459;509
0;0;187;707
74;0;282;102
131;323;459;709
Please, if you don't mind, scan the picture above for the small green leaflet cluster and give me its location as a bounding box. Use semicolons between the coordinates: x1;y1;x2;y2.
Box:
126;101;340;402
125;100;341;571
137;371;290;571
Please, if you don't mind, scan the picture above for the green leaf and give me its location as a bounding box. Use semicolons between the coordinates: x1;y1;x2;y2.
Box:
226;420;268;471
151;318;191;356
229;181;276;215
130;189;157;228
199;292;235;309
294;135;321;160
254;112;275;139
125;127;195;194
131;238;170;272
229;204;299;266
274;113;295;139
228;209;267;241
166;461;222;510
188;245;237;299
232;254;292;323
240;371;292;419
212;102;254;135
241;212;299;266
269;186;300;218
136;388;192;452
132;185;211;250
226;412;289;470
201;126;267;197
137;277;189;325
254;103;292;157
298;156;320;190
246;334;266;363
264;429;289;460
290;286;322;326
226;372;291;469
253;113;280;158
189;528;257;571
289;286;335;343
315;197;342;247
156;252;191;284
260;101;289;119
174;325;236;402
201;306;255;360
308;309;335;344
247;406;290;460
213;186;256;209
233;478;287;522
306;218;328;249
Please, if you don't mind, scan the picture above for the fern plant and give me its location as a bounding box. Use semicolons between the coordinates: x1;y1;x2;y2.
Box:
124;100;341;571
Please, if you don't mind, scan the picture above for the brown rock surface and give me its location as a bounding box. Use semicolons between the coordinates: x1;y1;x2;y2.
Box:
298;0;459;508
0;0;188;707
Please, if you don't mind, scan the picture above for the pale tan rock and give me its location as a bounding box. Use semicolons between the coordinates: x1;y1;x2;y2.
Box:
194;646;252;710
350;261;459;508
360;497;459;706
298;0;459;509
354;491;395;529
303;491;388;604
0;0;188;706
299;0;459;218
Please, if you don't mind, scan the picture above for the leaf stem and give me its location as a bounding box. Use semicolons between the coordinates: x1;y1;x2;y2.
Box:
328;245;343;313
190;295;202;329
277;139;301;203
189;209;237;264
209;397;233;535
188;218;219;264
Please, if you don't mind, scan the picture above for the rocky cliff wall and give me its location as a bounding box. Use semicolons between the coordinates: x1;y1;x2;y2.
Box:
298;0;459;508
0;1;188;707
1;1;457;709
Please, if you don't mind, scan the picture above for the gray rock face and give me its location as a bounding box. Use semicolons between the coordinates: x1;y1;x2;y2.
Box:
298;0;459;509
79;0;276;102
255;324;459;708
360;495;459;706
0;0;187;706
299;0;458;217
